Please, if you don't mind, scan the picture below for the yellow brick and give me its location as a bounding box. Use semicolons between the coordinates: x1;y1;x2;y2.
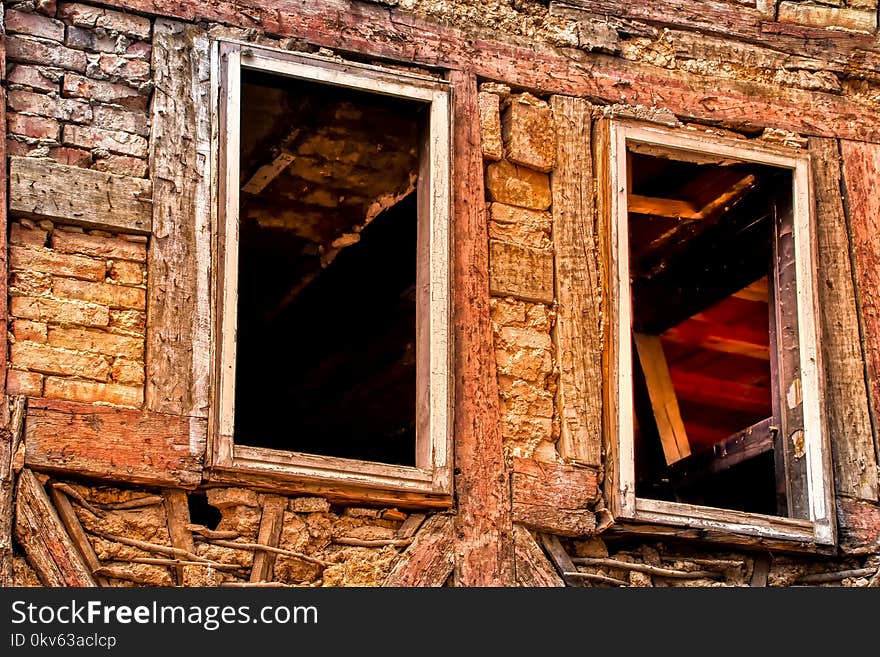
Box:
108;309;145;334
6;369;43;396
51;230;147;262
9;245;105;281
44;376;142;408
110;357;144;384
10;296;109;327
108;260;144;285
48;326;143;359
11;319;47;343
10;341;110;380
52;277;145;310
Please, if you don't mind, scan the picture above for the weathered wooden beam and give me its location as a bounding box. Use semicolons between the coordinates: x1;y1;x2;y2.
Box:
538;533;578;586
733;278;769;303
634;333;691;464
669;369;771;415
48;484;109;586
8;157;152;233
383;514;454;587
840;140;880;503
696;173;757;219
628;195;701;220
662;318;769;361
25;398;205;488
14;469;96;587
810;137;877;502
450;70;514;587
511;458;599;537
836;497;880;554
162;489;199;586
0;5;8;407
249;494;286;583
513;524;564;587
241;128;302;195
551;95;602;466
146;19;212;418
0;396;25;586
670;417;774;486
488;240;554;304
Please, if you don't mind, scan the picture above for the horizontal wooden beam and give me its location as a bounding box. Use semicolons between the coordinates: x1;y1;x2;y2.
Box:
628;194;701;220
511;457;599;537
662;318;769;360
25;398;205;488
670;370;771;414
91;0;880;142
836;497;880;555
9;157;152;233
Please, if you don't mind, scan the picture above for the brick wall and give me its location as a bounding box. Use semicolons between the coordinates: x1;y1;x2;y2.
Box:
7;220;147;407
5;2;152;408
5;2;151;177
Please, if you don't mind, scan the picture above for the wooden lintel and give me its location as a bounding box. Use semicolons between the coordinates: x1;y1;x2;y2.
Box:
8;157;152;233
513;524;564;587
628;194;702;220
633;333;691;464
250;495;286;583
25;398;205;489
511;457;599;537
14;469;97;587
383;514;454;587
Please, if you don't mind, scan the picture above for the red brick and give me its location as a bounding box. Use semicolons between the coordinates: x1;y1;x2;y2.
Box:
90;54;150;82
62;73;147;110
91;104;149;137
58;3;152;40
48;326;144;359
10;222;48;248
11;341;111;381
5;10;65;42
52;277;146;310
62;123;148;157
10;246;105;281
108;260;145;285
64;25;117;53
7;89;92;123
48;146;93;167
6;369;44;396
92;154;148;178
110;357;145;385
6;112;59;141
11;296;109;327
6;139;36;157
125;42;152;60
44;376;142;408
7;64;61;93
9;270;52;297
35;1;58;17
51;230;147;262
6;35;88;73
12;319;48;344
108;309;145;334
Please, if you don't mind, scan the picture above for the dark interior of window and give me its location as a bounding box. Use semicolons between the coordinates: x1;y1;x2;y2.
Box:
232;69;428;466
627;147;795;516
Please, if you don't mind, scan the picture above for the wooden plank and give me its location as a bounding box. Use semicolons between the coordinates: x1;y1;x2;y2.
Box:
97;0;880;142
513;524;564;587
628;195;701;220
551;95;602;466
810;137;877;502
25;398;204;488
449;70;514;587
8;157;152;233
633;333;691;464
0;396;25;586
512;504;597;538
0;4;7;407
382;514;454;587
162;489;199;586
836;496;880;554
538;533;579;586
662;320;770;361
48;484;109;586
670;418;774;486
670;369;771;415
771;181;809;520
395;513;426;539
511;457;599;508
146;19;212;418
14;469;96;587
488;240;554;304
840;139;880;504
249;494;286;583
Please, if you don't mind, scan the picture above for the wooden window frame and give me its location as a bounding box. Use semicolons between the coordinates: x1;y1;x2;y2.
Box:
208;40;453;500
602;119;836;545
